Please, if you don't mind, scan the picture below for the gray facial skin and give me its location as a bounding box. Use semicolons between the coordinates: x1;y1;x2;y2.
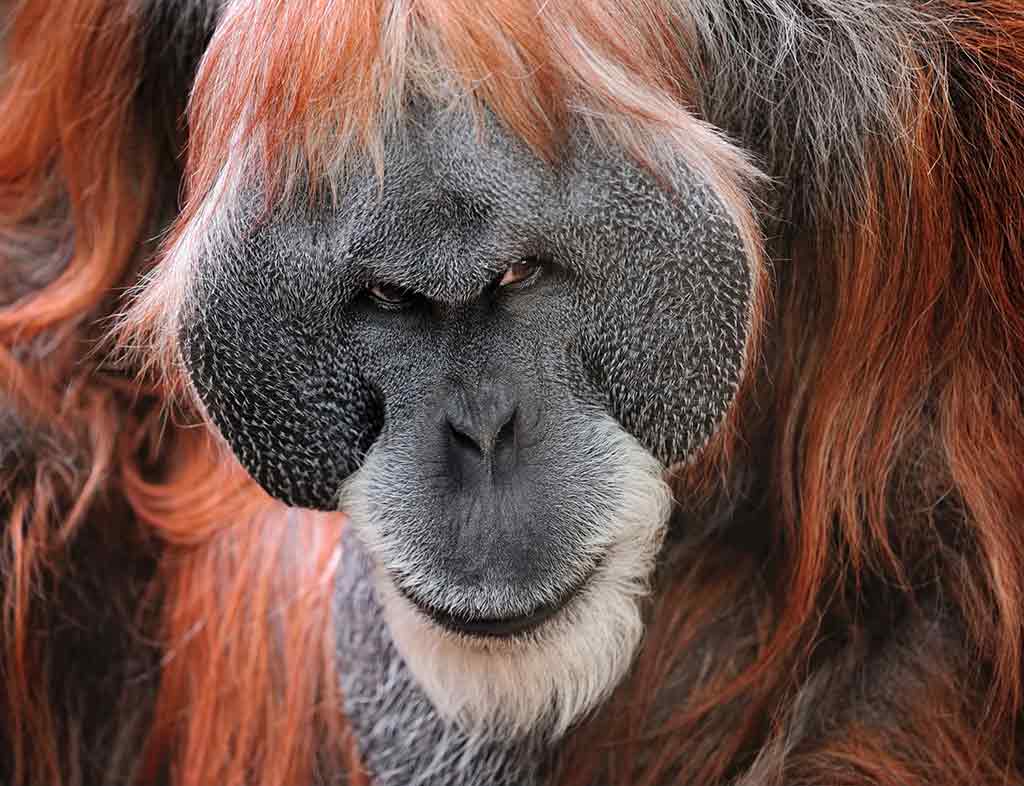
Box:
180;103;752;779
183;104;750;619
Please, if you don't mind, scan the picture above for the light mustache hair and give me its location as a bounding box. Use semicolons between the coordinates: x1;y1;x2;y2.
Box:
341;419;673;738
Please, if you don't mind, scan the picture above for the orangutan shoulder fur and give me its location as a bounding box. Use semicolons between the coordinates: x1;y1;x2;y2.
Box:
2;2;1024;786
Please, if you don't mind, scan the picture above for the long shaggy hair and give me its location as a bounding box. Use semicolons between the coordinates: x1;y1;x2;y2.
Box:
2;1;1023;785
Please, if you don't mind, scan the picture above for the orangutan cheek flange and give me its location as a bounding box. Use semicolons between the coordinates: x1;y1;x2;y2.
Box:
181;246;384;510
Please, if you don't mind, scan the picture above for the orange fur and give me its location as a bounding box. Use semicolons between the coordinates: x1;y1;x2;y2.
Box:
2;2;1024;785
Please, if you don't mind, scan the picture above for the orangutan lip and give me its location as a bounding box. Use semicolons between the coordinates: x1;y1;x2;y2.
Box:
395;564;599;639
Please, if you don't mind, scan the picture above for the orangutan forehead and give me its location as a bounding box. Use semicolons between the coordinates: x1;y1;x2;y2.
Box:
255;107;557;302
247;105;666;304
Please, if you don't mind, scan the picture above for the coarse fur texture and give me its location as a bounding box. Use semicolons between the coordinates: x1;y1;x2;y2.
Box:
2;2;1024;786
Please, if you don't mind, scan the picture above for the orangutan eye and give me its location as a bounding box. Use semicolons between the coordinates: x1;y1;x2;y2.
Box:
368;282;416;310
499;258;544;289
